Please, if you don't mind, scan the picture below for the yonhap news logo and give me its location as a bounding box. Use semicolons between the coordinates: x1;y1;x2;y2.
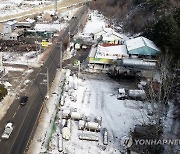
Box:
120;136;133;148
121;136;180;148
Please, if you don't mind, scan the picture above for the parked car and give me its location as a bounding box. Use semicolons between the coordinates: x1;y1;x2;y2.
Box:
20;96;28;106
1;122;14;139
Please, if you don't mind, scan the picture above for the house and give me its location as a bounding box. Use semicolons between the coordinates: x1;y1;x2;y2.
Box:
102;31;129;44
125;37;160;57
93;27;128;44
3;20;17;34
93;27;112;40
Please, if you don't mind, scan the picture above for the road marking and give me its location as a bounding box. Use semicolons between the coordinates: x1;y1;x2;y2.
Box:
12;112;17;118
17;105;20;110
12;105;20;118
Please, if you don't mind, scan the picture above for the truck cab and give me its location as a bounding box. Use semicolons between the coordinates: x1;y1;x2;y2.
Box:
117;88;127;100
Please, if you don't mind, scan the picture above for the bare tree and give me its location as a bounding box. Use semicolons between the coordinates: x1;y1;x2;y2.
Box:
146;52;179;132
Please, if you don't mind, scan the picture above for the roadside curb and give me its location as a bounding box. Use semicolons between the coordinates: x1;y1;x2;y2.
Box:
26;69;67;154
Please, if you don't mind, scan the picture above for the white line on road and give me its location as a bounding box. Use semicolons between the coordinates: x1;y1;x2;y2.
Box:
12;105;20;118
12;112;16;118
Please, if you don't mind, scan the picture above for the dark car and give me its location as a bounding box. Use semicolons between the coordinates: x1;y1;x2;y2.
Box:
20;96;28;106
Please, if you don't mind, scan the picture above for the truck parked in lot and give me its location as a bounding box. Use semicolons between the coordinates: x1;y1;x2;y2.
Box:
117;88;146;100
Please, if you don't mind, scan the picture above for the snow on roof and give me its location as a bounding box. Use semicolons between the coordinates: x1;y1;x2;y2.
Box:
6;20;17;26
34;23;61;32
103;31;122;38
143;37;160;51
43;10;56;15
25;18;35;24
97;44;128;55
126;36;160;51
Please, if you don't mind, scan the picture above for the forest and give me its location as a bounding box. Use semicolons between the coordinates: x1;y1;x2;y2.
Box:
90;0;180;58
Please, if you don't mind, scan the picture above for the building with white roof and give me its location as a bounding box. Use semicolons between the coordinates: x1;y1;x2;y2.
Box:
93;27;128;44
125;36;160;56
89;44;128;64
16;18;36;28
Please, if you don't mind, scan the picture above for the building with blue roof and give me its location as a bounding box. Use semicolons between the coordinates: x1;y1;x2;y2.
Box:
125;37;160;56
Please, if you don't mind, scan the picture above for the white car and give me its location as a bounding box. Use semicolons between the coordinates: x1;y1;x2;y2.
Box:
1;122;13;139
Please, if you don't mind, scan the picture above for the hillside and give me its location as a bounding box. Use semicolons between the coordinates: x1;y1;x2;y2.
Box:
90;0;180;58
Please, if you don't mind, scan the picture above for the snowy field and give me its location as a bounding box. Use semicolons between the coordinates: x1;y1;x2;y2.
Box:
83;11;106;35
2;51;43;67
0;0;52;17
47;72;152;154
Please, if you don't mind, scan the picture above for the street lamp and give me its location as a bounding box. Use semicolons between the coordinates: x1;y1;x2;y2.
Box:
46;67;49;99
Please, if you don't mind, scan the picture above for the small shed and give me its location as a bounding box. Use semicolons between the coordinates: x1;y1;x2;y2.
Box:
125;37;160;56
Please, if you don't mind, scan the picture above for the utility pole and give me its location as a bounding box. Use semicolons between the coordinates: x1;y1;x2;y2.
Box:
60;42;63;70
54;0;57;14
68;26;70;43
46;67;49;98
78;60;80;78
0;52;4;75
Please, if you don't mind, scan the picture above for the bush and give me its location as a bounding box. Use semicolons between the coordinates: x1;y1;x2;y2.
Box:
0;84;8;101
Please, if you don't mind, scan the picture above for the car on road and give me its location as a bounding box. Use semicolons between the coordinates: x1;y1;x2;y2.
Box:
20;96;28;106
1;122;14;139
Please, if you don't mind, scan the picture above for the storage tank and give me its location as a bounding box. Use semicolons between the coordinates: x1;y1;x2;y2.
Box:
64;84;69;92
67;119;71;130
73;77;78;90
78;120;85;130
103;129;108;145
71;112;83;120
70;93;77;102
94;116;102;125
61;119;66;127
128;90;146;100
79;134;99;141
60;96;65;106
68;89;73;96
85;122;101;131
62;110;70;119
58;133;63;152
62;127;71;140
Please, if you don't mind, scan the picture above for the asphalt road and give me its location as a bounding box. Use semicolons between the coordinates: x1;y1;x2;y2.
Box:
0;5;87;154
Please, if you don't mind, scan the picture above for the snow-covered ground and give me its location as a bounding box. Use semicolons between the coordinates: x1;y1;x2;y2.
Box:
83;11;106;35
0;0;51;17
46;72;152;154
2;51;43;67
